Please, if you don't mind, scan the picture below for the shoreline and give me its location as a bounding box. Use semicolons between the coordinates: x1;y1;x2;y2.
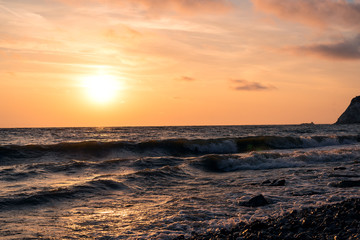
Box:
174;198;360;240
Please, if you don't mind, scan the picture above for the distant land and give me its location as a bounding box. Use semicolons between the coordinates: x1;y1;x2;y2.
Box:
336;96;360;124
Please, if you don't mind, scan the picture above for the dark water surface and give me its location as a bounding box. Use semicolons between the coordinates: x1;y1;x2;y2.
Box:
0;125;359;239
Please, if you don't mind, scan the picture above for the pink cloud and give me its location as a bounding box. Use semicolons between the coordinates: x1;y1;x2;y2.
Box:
230;79;277;91
129;0;231;14
252;0;360;28
253;0;360;61
176;76;196;82
288;34;360;60
59;0;232;15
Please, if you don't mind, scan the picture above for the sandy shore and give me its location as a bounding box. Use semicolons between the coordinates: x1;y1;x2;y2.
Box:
174;198;360;240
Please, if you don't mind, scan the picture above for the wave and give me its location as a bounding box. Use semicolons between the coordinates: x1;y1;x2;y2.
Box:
192;146;360;172
0;178;128;209
0;135;359;161
0;156;189;182
126;165;188;182
0;164;190;209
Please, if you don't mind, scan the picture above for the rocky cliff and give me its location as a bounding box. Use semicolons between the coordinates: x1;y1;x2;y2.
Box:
336;96;360;124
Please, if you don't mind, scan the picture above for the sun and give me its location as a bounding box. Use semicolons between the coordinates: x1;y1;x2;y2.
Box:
82;75;120;104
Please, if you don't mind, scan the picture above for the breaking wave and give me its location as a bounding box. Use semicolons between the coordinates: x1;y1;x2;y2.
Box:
192;146;360;172
0;178;128;209
0;135;359;161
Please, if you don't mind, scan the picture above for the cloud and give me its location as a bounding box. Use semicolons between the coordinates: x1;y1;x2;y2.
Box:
176;76;195;82
59;0;232;15
129;0;232;14
230;79;276;91
104;26;142;43
252;0;360;28
252;0;360;61
290;34;360;60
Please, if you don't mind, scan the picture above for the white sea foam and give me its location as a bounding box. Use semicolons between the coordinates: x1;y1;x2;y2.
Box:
209;144;360;172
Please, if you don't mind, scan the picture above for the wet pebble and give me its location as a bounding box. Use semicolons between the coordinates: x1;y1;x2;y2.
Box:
179;198;360;240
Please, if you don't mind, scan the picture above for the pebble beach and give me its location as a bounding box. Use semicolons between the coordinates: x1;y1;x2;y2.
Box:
176;198;360;240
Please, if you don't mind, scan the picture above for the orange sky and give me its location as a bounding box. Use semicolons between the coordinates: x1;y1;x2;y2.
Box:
0;0;359;127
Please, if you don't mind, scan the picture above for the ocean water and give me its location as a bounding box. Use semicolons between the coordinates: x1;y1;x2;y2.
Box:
0;125;360;239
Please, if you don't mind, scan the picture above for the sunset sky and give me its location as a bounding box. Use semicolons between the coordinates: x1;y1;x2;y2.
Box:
1;0;359;127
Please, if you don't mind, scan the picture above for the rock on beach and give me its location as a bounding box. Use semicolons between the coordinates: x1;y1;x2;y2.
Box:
239;194;270;207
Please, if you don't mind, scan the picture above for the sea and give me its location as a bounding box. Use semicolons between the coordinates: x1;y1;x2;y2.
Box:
0;124;359;239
